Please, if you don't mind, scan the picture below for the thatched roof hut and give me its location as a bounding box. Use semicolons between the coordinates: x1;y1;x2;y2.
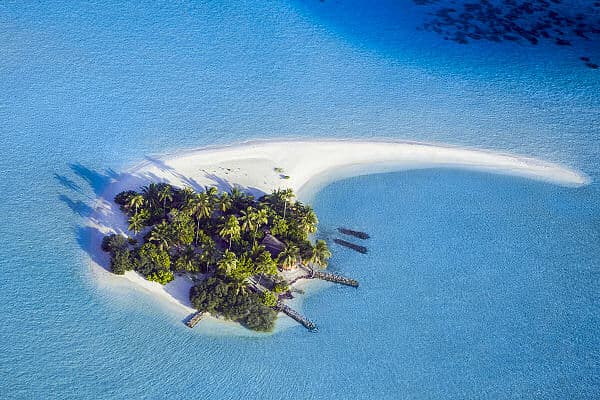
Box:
261;233;285;258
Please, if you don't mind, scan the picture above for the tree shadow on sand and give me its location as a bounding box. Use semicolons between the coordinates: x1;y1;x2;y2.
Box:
76;225;111;270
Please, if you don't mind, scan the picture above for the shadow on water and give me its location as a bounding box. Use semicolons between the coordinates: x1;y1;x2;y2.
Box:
53;173;82;192
69;163;118;197
57;163;122;218
58;194;93;217
54;163;121;269
56;164;119;220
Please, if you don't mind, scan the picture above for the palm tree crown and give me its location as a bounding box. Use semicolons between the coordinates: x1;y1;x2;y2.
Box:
158;184;173;212
310;240;331;268
219;215;241;249
217;192;232;213
149;221;172;251
278;243;299;269
128;194;144;212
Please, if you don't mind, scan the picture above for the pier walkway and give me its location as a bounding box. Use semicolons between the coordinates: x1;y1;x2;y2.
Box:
185;311;205;328
299;265;359;288
248;278;318;331
275;301;317;331
311;269;359;287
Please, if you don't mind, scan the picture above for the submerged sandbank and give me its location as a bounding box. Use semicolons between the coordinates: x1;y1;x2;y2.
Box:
86;139;589;329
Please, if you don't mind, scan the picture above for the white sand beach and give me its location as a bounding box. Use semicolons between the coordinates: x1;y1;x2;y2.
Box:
86;139;589;324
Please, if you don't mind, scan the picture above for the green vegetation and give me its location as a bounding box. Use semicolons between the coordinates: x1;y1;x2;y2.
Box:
103;182;331;332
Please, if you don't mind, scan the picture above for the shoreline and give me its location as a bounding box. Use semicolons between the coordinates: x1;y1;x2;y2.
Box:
85;139;589;333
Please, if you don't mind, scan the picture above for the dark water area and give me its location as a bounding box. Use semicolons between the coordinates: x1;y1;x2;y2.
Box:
294;0;600;69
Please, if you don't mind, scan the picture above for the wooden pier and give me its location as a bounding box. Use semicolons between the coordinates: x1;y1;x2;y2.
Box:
275;301;317;331
185;311;205;328
248;278;317;332
311;269;359;287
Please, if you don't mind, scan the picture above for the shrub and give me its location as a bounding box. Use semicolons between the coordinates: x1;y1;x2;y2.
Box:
110;249;133;275
114;190;138;206
261;290;278;307
101;234;128;253
146;269;174;285
272;282;289;294
190;277;277;332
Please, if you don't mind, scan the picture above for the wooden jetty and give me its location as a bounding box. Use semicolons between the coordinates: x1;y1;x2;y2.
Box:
337;227;370;240
333;238;367;254
248;278;317;331
185;311;205;328
311;269;359;287
275;301;317;331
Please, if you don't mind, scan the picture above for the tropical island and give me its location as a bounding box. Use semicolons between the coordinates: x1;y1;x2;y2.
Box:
90;140;588;334
101;182;335;332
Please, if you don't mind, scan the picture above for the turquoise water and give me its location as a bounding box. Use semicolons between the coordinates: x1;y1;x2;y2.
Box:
1;1;598;398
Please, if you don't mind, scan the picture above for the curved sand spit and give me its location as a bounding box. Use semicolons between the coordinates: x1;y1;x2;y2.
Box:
86;140;590;322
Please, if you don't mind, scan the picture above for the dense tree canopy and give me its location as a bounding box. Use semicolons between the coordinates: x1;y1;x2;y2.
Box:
102;182;332;332
190;276;277;331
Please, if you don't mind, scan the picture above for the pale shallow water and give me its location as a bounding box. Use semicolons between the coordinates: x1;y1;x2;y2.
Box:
0;1;598;398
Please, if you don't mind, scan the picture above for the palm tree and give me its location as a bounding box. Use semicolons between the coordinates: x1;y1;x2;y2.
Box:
280;188;295;219
175;245;198;272
217;192;232;213
177;186;195;209
158;184;173;215
219;215;241;249
199;241;217;273
254;249;277;276
128;211;146;234
149;221;171;251
299;208;318;235
205;186;218;199
196;193;212;219
187;193;212;245
270;215;288;237
128;194;144;213
239;207;256;233
142;183;161;212
217;250;237;276
252;208;269;243
230;187;243;201
310;240;331;268
278;243;299;269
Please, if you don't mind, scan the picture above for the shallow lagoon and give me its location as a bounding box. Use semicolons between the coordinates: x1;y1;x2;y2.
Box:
1;0;598;398
4;169;598;398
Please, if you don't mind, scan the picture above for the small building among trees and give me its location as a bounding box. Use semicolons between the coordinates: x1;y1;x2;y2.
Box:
260;233;285;259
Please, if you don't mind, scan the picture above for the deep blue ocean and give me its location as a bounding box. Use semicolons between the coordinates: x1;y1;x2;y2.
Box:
1;1;598;398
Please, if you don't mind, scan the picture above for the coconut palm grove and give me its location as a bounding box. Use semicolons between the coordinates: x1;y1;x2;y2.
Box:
101;183;332;332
